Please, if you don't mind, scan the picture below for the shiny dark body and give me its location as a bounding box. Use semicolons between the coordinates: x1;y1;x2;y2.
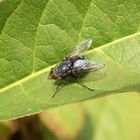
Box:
48;38;105;97
54;56;85;78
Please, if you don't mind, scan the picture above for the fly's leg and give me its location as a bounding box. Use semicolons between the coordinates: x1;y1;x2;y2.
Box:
52;78;65;98
77;80;94;91
52;85;59;98
71;75;94;91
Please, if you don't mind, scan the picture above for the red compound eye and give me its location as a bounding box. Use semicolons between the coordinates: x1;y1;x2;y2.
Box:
48;67;58;79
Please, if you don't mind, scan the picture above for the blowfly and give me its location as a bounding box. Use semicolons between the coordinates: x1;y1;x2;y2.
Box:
48;38;105;97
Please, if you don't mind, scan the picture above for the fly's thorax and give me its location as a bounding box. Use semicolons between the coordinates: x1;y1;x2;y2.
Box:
55;60;72;77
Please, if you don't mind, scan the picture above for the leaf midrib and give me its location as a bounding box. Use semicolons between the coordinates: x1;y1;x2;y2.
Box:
32;0;51;73
0;32;139;94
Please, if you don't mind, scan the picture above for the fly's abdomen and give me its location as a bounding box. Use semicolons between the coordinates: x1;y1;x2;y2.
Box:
73;60;85;69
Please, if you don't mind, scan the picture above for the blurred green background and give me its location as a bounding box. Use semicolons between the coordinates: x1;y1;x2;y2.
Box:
0;92;140;140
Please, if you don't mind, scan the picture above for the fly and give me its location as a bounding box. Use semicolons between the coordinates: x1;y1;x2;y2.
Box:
48;38;105;97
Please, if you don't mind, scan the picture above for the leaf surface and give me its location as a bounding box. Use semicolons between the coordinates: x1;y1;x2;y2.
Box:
0;0;140;120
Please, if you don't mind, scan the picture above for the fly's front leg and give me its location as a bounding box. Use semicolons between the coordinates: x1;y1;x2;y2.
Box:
52;78;65;98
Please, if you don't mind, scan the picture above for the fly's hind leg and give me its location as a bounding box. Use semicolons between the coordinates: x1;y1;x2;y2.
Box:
78;80;95;91
71;74;94;91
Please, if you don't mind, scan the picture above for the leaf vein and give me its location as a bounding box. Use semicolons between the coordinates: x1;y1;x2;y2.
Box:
0;32;140;94
32;0;51;73
78;0;93;42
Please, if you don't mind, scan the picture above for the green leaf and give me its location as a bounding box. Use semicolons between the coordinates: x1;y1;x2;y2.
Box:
81;93;140;140
0;0;140;120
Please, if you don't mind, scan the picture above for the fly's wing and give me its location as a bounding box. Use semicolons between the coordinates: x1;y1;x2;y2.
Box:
66;38;92;59
74;59;105;73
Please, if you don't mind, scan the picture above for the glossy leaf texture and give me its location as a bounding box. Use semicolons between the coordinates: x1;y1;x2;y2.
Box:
0;0;140;120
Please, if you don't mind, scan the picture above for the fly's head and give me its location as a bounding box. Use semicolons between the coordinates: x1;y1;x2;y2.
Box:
48;67;58;79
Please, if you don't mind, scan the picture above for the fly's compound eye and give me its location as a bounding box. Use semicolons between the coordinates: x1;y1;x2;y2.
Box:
48;67;54;78
48;67;58;79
